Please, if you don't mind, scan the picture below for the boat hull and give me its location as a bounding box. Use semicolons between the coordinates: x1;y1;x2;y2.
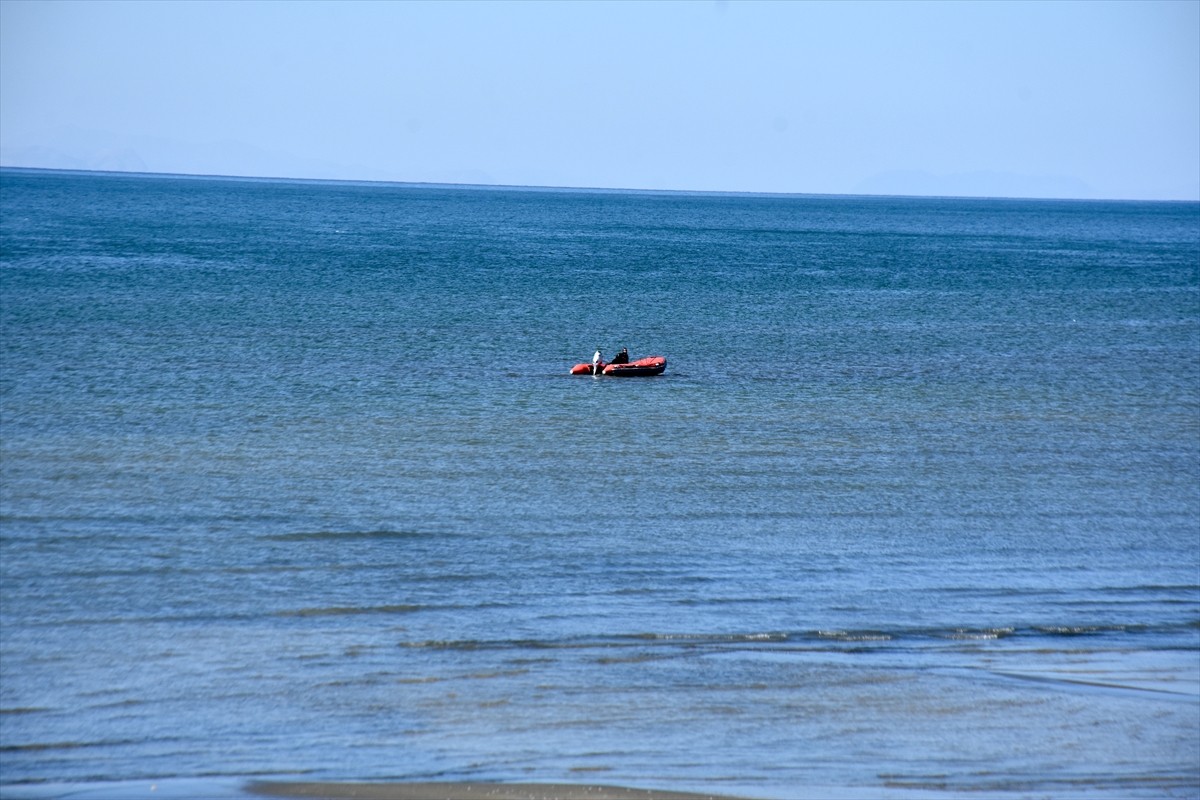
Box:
570;356;666;376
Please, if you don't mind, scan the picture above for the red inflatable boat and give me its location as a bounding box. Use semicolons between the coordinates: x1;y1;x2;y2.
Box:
570;355;667;377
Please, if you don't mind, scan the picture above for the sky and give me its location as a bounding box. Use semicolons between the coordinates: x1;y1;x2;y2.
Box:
1;0;1197;200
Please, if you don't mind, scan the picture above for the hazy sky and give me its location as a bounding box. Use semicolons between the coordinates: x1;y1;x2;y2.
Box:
2;0;1197;199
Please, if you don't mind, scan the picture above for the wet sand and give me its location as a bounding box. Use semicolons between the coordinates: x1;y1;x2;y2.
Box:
250;781;752;800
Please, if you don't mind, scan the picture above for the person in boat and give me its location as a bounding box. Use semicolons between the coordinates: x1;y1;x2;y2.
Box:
592;348;602;375
610;347;629;365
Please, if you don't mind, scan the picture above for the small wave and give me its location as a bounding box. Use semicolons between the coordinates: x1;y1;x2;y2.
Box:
0;738;139;753
466;668;531;680
88;698;146;711
261;530;438;542
1102;584;1200;594
816;630;894;642
947;627;1016;640
395;622;1190;654
629;632;789;643
275;604;422;618
1034;625;1142;636
400;639;486;650
592;653;671;665
398;638;578;653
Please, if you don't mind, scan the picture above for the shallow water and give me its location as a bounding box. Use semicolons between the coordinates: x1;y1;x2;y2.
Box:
1;169;1198;798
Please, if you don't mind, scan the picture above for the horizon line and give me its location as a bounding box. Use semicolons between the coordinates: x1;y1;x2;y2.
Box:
1;164;1193;205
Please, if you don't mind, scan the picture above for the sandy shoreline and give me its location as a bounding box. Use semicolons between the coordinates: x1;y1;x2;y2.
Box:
249;781;753;800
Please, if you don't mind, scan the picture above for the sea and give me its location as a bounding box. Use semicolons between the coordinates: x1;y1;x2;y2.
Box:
1;167;1198;800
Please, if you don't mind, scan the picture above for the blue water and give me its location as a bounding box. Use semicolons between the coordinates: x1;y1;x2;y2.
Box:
1;168;1198;799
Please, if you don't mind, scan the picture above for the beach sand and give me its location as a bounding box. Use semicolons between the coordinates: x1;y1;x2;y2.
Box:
249;781;751;800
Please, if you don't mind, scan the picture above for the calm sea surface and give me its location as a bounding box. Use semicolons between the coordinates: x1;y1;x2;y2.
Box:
1;169;1198;799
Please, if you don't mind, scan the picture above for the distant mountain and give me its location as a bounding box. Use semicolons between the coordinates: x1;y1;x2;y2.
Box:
0;126;400;182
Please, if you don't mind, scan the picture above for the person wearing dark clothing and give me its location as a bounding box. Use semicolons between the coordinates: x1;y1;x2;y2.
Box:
611;347;629;365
